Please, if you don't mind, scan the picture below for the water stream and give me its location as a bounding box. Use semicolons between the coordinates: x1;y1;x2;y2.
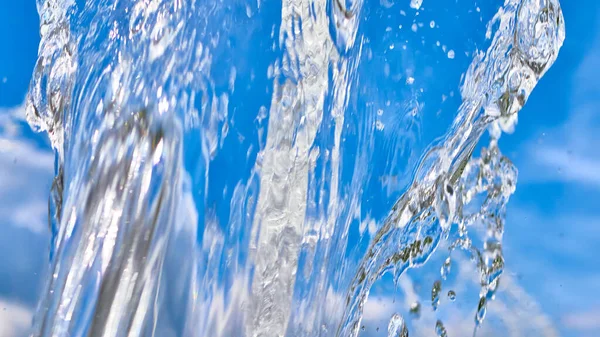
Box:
25;0;564;336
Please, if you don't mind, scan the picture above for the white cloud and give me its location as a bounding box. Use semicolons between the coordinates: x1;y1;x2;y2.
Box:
503;206;600;334
0;299;33;337
0;101;26;120
359;257;558;337
362;296;396;322
534;147;600;187
520;33;600;188
0;102;54;234
0;102;50;335
562;309;600;332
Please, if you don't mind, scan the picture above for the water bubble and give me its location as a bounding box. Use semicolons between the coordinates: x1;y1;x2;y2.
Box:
447;50;455;59
430;21;435;28
321;324;328;333
447;290;456;301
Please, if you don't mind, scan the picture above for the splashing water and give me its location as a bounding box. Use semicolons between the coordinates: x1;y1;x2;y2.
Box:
25;0;564;336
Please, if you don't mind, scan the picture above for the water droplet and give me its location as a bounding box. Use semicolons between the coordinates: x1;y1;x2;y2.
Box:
388;313;408;337
409;0;423;10
475;296;487;326
435;320;448;337
432;280;442;311
447;290;456;301
447;50;455;59
441;257;451;280
381;0;395;9
430;21;435;28
409;301;421;317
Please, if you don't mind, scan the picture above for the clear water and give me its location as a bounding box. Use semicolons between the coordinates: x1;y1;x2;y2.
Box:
0;0;571;336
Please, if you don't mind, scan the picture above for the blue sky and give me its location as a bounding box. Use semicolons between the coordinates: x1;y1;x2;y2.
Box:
0;1;53;336
500;4;600;334
0;1;599;337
